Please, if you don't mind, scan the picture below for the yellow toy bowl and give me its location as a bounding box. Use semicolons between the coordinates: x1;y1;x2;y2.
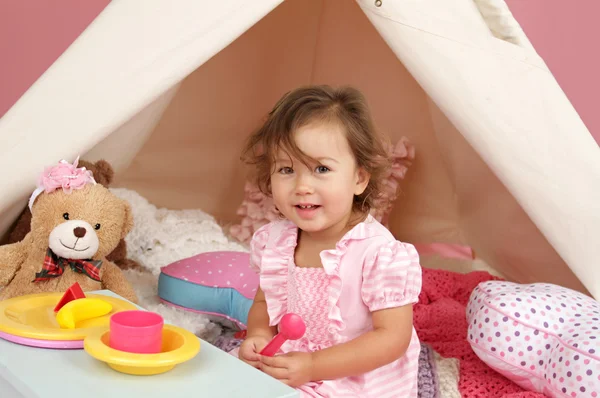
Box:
0;292;137;340
83;324;200;375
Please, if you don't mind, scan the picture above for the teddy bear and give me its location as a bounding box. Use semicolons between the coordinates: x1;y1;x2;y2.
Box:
3;159;141;271
0;158;138;303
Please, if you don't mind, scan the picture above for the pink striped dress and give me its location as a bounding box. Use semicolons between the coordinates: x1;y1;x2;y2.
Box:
248;214;422;397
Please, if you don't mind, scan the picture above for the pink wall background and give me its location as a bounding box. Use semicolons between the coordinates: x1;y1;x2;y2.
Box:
0;0;598;144
0;0;110;117
506;0;600;144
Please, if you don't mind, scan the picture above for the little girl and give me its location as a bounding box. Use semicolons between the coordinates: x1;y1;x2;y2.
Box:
234;85;422;397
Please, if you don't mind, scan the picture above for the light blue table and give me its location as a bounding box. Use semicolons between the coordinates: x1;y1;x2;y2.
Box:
0;290;298;398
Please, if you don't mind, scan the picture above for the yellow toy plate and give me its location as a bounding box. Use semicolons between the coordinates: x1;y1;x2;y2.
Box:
84;324;201;375
0;292;138;341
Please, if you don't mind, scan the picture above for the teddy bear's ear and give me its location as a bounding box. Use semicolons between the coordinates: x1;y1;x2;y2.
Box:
78;159;114;187
121;200;134;239
92;160;115;186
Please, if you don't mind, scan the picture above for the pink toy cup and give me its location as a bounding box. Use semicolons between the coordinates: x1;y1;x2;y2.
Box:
109;311;164;354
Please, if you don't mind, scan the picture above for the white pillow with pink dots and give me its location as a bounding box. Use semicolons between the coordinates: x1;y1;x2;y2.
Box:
467;280;600;398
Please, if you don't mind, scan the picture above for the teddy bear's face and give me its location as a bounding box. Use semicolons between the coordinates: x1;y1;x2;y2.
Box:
30;184;132;260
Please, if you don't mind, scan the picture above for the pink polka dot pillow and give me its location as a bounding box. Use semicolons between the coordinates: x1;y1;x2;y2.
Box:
157;251;258;329
467;280;600;398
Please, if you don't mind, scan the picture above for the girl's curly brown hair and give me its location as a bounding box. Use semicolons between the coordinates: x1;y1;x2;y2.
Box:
241;85;391;216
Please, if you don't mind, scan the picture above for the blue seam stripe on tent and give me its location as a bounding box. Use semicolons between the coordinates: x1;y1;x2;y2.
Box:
157;273;253;325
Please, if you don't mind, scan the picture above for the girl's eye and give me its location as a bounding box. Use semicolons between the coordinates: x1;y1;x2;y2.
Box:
279;167;293;174
316;165;330;174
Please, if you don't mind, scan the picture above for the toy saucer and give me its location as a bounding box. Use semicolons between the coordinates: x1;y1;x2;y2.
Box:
0;330;83;349
83;324;200;375
0;292;138;341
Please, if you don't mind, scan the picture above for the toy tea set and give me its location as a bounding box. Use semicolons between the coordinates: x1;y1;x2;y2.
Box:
0;282;200;376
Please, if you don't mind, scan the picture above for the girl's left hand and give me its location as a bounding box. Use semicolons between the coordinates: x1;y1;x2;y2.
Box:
259;351;314;387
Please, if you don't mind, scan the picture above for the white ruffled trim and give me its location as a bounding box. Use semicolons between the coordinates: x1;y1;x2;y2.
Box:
260;220;296;326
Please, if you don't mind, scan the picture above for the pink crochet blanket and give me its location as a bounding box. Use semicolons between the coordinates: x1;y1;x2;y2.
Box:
414;268;546;398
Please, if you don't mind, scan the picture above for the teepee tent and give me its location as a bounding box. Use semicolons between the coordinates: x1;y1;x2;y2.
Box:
0;0;598;298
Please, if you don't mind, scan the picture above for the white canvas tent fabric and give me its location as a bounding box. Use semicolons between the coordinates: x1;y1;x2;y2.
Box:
0;0;598;298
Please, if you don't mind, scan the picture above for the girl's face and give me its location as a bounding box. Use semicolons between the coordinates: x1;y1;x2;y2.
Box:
271;122;369;239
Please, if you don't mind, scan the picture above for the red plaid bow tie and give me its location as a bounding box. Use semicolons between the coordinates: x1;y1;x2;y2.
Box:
33;248;102;283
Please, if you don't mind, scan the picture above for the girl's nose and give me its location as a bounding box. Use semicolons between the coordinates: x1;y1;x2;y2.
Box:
295;174;314;195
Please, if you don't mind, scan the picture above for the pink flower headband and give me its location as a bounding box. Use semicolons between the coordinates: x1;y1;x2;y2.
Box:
28;156;96;210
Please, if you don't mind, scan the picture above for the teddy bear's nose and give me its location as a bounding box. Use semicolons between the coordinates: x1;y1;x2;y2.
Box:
73;227;87;238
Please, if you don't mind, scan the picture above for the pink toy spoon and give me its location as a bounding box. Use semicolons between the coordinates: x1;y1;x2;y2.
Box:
259;313;306;356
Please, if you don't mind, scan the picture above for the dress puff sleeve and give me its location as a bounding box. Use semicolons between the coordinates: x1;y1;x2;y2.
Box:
361;240;422;312
249;223;271;274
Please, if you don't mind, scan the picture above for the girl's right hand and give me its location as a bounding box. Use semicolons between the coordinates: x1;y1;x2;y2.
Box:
239;335;271;368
